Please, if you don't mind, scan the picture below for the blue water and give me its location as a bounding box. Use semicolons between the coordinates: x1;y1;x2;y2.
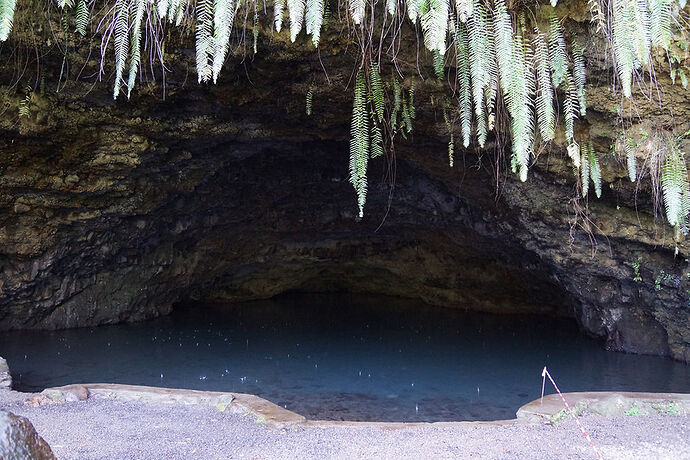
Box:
1;293;688;421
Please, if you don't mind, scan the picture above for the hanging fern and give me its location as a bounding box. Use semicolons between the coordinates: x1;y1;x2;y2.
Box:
612;0;638;97
508;28;535;182
306;87;313;115
369;62;384;122
195;0;214;83
563;72;578;144
456;18;471;148
420;0;448;53
534;31;555;142
349;0;365;25
661;142;690;230
211;0;236;82
467;0;491;147
370;108;384;159
649;0;672;50
274;0;285;31
581;142;590;197
288;0;306;42
126;0;146;99
548;14;568;89
448;132;455;167
391;76;402;132
349;69;369;218
305;0;325;46
625;136;637;182
112;0;130;99
0;0;15;41
407;0;423;23
567;141;581;169
456;0;472;22
75;0;89;36
588;142;602;198
387;0;396;16
571;38;587;116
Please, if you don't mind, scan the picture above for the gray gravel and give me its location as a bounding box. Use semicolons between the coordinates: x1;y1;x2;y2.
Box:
1;391;688;460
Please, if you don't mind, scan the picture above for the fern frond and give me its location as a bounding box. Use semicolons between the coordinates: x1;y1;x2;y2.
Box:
456;0;472;22
612;0;638;97
588;142;602;198
572;38;587;116
349;69;369;218
306;87;313;115
625;137;637;182
126;0;146;99
534;31;555;142
369;62;384;122
631;0;651;66
195;0;214;83
274;0;285;31
649;0;672;50
563;72;578;142
448;133;455;167
407;0;423;23
467;0;490;146
392;76;401;132
421;0;449;53
288;0;306;41
349;0;365;25
59;0;75;8
0;0;15;41
409;82;415;119
387;0;396;15
211;0;236;82
580;141;590;197
75;0;89;36
548;14;568;89
493;0;513;93
305;0;325;46
567;141;581;168
456;18;471;147
433;49;445;79
662;142;690;229
508;29;535;182
370;109;384;159
112;0;130;99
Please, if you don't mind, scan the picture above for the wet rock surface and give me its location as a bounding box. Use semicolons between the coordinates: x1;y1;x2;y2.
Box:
0;410;56;460
0;0;688;362
0;358;10;390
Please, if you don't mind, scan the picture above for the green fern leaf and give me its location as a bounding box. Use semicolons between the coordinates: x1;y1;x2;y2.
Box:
212;0;236;82
75;0;89;36
563;72;578;143
369;62;384;122
649;0;672;50
274;0;285;31
112;0;130;99
548;14;568;89
126;0;146;99
580;141;590;197
588;142;602;198
534;31;555;142
407;0;423;23
572;38;587;116
448;133;455;167
612;0;639;97
387;0;396;15
349;0;365;24
306;87;313;115
288;0;306;42
662;142;690;229
391;76;401;132
0;0;15;41
421;0;449;53
370;108;384;159
306;0;325;46
195;0;214;82
456;0;472;22
467;0;490;146
567;141;581;168
456;18;471;147
349;69;369;218
625;137;637;182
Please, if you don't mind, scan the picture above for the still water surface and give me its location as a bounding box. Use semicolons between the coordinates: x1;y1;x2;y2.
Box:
1;293;688;421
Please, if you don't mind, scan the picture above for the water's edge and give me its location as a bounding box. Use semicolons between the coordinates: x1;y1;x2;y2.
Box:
14;383;690;429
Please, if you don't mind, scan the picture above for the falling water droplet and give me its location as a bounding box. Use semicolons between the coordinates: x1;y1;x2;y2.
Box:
415;404;419;413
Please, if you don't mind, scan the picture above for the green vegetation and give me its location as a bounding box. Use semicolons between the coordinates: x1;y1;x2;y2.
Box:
550;401;586;425
624;403;648;416
0;0;688;222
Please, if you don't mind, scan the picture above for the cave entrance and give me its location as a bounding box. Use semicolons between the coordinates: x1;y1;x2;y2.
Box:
3;292;689;422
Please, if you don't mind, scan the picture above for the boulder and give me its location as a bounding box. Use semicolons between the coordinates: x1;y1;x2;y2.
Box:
0;410;56;460
0;358;11;390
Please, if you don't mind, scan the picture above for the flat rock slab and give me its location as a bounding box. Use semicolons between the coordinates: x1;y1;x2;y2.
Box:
41;383;305;429
0;357;11;390
0;410;56;460
517;392;690;424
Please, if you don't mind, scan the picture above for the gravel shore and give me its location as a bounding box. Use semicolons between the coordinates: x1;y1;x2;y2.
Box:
1;390;688;459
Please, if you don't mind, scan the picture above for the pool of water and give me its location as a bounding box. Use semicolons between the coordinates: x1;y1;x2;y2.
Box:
1;293;688;421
